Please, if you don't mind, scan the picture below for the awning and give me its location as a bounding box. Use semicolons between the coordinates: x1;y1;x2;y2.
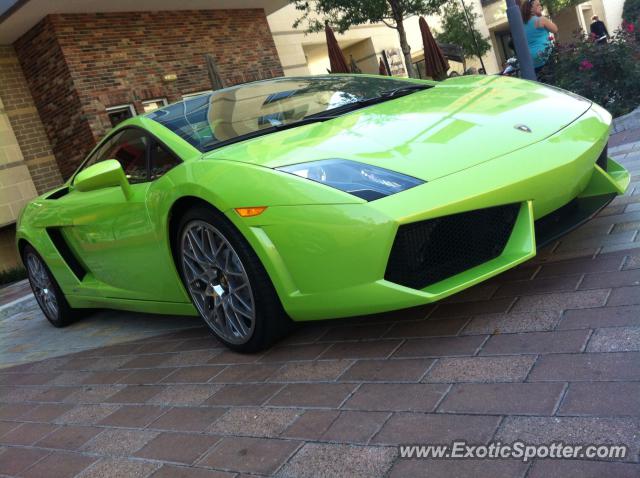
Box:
0;0;288;44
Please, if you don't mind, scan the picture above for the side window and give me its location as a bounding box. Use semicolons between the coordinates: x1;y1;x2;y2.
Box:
80;129;149;184
150;142;181;180
80;133;123;173
105;130;149;183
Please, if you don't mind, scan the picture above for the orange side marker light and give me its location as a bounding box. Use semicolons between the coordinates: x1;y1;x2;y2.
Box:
235;206;267;217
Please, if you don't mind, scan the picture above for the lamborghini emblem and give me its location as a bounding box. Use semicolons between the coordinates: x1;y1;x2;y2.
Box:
514;124;532;133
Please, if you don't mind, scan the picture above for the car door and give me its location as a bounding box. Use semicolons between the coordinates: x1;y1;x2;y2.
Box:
60;128;183;302
113;136;187;302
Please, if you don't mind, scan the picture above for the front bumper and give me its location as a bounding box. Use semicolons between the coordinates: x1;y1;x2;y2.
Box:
234;107;629;321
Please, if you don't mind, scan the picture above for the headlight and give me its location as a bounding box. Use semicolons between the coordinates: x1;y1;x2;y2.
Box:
276;159;424;201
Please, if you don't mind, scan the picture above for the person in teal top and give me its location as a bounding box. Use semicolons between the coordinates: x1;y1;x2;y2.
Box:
520;0;559;72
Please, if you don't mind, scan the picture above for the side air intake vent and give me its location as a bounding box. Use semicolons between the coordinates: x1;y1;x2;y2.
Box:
46;228;87;280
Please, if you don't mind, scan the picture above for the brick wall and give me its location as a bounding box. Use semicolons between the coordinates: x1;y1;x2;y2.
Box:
13;18;98;180
14;9;284;178
0;45;63;194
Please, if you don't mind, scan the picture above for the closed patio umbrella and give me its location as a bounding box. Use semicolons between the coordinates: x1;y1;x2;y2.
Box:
325;24;349;74
419;17;449;81
378;58;388;76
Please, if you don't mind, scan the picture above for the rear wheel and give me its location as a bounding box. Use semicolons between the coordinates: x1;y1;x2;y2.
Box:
177;206;289;352
22;244;76;327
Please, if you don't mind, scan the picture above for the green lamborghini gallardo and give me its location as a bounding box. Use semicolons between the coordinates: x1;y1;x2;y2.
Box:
16;74;629;351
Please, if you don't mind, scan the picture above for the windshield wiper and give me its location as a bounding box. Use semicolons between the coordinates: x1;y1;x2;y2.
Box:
380;84;431;98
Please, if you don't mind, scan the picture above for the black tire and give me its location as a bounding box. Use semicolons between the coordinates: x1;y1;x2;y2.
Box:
22;244;76;327
175;206;291;353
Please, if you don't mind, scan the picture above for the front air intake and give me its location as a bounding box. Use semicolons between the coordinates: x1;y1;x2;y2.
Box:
384;204;519;289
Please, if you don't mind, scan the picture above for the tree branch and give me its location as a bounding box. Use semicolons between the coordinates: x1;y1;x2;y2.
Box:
381;18;398;29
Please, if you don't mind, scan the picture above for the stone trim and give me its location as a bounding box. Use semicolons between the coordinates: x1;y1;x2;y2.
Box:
23;154;57;166
5;106;38;116
0;160;27;171
282;63;310;70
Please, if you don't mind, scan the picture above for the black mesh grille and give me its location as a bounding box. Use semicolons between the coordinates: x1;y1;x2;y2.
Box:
596;143;608;171
385;204;520;289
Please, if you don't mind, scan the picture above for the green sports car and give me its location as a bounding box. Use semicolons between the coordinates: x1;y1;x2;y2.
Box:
16;74;630;351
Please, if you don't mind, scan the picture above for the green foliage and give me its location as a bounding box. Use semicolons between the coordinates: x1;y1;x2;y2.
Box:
290;0;446;33
541;28;640;117
543;0;584;16
290;0;448;77
434;1;491;61
0;266;27;286
623;0;640;22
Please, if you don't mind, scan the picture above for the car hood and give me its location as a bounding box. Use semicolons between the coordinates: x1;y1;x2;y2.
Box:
204;76;592;181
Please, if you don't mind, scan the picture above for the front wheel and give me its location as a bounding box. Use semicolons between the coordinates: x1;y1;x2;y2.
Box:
177;207;289;352
22;244;76;327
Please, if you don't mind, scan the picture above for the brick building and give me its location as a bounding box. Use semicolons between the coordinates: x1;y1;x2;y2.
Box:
0;0;286;271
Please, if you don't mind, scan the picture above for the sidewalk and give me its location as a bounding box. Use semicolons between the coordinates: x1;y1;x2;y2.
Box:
0;130;639;477
0;291;203;368
610;106;640;152
0;280;31;309
1;283;203;369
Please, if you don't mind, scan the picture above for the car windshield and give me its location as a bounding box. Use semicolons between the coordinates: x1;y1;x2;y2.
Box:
147;75;419;152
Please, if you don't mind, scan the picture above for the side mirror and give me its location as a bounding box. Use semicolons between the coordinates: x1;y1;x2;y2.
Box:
73;159;131;199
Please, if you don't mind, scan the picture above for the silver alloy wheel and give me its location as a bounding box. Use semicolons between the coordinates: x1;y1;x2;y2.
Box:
25;252;59;320
180;220;256;344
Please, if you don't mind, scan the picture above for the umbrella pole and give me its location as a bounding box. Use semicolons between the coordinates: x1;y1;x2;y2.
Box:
505;0;537;80
459;0;486;73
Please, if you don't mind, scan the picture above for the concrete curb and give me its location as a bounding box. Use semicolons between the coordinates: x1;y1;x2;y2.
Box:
0;293;36;320
612;106;640;134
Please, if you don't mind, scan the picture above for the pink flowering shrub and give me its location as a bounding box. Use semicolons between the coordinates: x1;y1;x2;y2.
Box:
541;27;640;116
578;59;594;71
623;0;640;40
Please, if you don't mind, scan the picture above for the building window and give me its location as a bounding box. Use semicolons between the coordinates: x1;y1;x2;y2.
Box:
141;98;168;113
106;104;136;127
495;30;515;67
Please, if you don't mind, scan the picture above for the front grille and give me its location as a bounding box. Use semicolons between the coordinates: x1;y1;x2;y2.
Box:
596;143;608;171
385;204;520;289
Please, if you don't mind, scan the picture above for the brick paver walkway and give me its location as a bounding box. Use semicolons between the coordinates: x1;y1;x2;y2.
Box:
0;143;639;477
